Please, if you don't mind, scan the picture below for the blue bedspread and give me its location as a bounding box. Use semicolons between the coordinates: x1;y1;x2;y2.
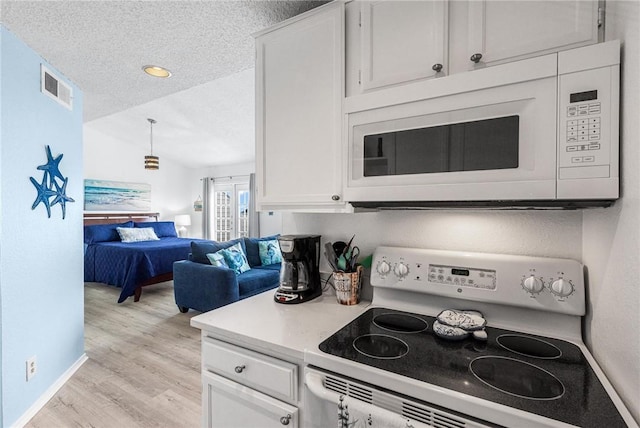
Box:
84;237;208;303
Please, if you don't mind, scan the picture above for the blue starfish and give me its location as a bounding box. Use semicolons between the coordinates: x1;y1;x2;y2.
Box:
30;174;57;218
37;145;65;183
51;177;75;219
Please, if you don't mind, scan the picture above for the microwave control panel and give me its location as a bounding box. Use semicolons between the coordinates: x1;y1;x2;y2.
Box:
558;65;617;179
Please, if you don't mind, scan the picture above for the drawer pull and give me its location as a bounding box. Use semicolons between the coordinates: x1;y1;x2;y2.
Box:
234;365;246;373
280;414;292;425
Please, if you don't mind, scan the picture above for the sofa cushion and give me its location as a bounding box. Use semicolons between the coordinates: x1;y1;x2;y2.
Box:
116;227;160;243
258;239;282;266
191;238;246;265
220;243;251;274
237;268;280;296
84;221;134;244
244;235;280;267
135;221;177;238
253;264;282;272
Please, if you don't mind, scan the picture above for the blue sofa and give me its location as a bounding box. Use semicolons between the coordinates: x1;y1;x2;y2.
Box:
173;236;281;313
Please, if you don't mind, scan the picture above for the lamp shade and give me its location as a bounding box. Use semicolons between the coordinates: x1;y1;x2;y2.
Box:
175;214;191;226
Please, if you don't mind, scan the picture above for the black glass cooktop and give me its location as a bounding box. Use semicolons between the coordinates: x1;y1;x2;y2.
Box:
318;307;626;427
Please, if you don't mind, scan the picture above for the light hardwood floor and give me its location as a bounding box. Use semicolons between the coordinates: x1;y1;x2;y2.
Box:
26;282;202;428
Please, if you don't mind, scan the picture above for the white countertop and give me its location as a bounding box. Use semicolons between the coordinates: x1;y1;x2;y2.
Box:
190;290;370;360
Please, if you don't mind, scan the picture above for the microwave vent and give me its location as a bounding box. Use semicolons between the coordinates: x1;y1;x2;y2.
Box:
41;65;73;110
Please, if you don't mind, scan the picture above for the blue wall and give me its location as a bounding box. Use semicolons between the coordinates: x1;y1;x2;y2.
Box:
0;26;84;426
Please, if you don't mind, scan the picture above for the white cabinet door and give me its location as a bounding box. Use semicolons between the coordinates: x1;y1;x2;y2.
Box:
358;1;447;91
255;3;346;212
203;370;298;428
466;0;599;69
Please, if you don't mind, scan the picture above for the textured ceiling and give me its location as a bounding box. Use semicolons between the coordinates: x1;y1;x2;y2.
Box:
1;1;328;168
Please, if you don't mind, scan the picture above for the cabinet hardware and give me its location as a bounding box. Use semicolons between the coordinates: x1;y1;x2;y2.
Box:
598;6;605;28
432;63;443;73
470;53;483;63
331;194;341;201
234;365;246;373
280;414;292;425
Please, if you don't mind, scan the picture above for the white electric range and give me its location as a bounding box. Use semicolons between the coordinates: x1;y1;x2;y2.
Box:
304;246;637;428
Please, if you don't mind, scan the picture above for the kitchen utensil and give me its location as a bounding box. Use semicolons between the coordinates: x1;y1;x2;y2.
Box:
348;246;360;268
343;235;356;255
332;241;347;257
337;254;348;271
324;242;338;266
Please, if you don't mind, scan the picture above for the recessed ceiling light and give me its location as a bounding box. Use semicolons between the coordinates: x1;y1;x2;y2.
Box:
142;65;172;78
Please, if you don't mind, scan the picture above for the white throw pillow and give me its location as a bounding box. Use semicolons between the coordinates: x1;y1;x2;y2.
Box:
116;227;160;243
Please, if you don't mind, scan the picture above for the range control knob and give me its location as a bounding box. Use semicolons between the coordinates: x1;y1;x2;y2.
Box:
550;278;574;298
522;276;544;294
394;262;409;278
376;261;391;276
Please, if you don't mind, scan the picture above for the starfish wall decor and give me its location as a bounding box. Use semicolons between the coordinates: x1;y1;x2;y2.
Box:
30;145;75;219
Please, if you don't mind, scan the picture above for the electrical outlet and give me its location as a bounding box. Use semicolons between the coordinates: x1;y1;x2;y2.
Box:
26;356;37;381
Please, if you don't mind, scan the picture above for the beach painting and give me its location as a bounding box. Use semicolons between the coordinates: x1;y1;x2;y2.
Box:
84;179;151;211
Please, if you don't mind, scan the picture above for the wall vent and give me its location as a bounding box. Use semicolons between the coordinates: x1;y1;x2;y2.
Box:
41;64;73;110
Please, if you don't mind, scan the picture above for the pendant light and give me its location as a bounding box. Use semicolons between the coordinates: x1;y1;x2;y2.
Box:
144;118;159;170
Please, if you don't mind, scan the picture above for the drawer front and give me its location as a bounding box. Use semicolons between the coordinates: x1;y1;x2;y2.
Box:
203;337;298;402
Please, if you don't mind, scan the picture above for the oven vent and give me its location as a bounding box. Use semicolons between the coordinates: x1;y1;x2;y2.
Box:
404;402;465;428
323;374;486;428
325;375;373;403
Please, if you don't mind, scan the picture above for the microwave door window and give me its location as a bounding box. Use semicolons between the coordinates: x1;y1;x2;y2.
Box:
459;116;519;171
363;115;519;177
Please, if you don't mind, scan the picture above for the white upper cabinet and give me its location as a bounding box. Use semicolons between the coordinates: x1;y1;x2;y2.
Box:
254;2;346;212
463;0;600;71
357;1;448;92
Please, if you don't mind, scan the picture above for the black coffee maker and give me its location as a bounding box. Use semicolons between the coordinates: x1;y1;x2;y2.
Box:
274;235;322;304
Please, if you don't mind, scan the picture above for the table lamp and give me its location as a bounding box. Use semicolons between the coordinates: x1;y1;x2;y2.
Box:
174;214;191;237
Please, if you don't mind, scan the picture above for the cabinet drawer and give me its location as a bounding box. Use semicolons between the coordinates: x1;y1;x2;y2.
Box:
203;337;298;402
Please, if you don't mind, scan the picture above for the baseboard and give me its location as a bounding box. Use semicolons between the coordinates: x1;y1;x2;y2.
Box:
12;353;88;428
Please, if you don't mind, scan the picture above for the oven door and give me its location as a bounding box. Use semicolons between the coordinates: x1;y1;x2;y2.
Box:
345;74;558;203
303;367;498;428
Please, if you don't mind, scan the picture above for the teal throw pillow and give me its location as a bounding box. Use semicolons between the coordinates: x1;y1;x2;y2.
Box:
258;239;282;266
206;251;229;268
220;242;251;274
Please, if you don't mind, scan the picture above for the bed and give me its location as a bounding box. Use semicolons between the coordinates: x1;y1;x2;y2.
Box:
83;212;207;303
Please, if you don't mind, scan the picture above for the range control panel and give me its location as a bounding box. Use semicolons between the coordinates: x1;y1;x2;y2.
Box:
371;246;585;316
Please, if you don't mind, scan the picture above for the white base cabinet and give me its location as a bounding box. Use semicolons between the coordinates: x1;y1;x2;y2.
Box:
203;371;298;428
201;336;301;428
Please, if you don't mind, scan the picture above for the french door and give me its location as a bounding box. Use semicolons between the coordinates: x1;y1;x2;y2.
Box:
213;181;250;241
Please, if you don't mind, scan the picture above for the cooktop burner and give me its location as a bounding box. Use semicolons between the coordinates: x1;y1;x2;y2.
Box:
318;307;627;427
372;313;429;333
353;334;409;359
469;356;565;400
497;334;562;359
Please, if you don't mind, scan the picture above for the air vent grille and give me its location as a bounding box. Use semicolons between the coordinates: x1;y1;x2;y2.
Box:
41;65;73;110
323;374;476;428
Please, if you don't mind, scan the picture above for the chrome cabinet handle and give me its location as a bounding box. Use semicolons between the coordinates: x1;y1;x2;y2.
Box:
280;414;292;425
234;365;246;373
470;53;483;63
432;63;443;72
331;194;340;201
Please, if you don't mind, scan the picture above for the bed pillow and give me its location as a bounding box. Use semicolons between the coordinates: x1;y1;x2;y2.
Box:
191;238;246;265
206;251;229;268
258;239;282;266
84;221;134;244
116;227;160;243
134;221;178;238
244;234;280;267
220;243;251;274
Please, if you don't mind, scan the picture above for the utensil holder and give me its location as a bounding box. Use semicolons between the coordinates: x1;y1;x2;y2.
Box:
334;265;363;305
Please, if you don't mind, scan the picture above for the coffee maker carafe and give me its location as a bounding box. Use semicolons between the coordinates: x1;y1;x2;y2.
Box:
275;235;322;304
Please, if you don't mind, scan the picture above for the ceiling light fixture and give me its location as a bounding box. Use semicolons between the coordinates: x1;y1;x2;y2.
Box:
145;118;159;170
142;65;172;78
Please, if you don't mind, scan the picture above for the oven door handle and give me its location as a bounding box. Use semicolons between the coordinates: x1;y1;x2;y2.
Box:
305;371;430;428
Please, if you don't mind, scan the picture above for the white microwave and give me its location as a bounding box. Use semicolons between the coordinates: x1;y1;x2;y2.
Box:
345;40;620;209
